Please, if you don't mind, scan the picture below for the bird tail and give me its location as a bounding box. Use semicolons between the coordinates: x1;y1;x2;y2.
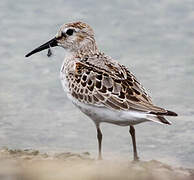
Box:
146;114;172;125
146;108;178;125
149;110;178;116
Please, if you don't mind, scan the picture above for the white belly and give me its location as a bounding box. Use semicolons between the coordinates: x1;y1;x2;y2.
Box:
69;95;149;126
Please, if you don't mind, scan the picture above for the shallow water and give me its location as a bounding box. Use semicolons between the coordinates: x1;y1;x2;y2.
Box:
0;0;194;167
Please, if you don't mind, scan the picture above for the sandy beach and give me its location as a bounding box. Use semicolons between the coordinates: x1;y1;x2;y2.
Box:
0;147;193;180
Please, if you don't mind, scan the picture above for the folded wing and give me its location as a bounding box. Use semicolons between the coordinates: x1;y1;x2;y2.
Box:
66;57;177;118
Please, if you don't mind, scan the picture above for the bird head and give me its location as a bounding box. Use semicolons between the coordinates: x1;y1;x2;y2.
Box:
25;21;97;57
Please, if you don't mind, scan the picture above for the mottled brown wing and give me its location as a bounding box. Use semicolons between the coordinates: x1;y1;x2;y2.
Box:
67;61;168;114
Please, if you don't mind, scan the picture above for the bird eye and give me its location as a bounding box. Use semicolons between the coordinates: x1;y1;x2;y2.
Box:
66;29;74;36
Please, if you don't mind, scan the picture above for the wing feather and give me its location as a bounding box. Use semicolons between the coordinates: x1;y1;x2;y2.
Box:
66;56;176;116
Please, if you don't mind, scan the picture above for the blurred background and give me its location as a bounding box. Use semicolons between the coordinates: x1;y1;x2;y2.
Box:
0;0;194;167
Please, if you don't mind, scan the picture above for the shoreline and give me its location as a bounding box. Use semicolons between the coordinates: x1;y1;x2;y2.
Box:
0;147;193;180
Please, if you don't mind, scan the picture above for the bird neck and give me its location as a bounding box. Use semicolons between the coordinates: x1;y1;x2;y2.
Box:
70;40;99;58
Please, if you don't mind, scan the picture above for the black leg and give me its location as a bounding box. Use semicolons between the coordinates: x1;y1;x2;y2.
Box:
97;126;102;160
129;125;139;161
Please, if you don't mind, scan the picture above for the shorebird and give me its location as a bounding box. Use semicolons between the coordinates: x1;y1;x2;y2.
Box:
25;21;177;161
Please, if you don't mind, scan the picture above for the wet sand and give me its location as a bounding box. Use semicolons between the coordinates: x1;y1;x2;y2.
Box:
0;147;193;180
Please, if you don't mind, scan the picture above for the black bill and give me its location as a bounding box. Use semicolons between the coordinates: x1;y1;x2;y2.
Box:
25;37;58;57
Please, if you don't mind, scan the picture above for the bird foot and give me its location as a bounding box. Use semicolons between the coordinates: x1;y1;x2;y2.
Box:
97;155;103;160
132;156;140;163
